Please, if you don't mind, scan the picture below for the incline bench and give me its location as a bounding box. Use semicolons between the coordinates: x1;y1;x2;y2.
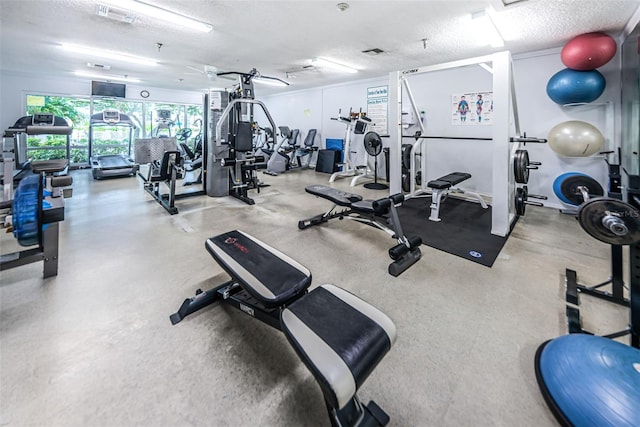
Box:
427;172;487;221
300;185;422;277
171;230;396;426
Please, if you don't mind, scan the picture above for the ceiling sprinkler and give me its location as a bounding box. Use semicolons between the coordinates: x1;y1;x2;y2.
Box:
336;2;349;12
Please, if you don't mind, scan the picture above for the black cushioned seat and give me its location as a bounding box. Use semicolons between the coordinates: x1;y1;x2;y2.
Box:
426;179;450;190
305;185;363;206
206;230;311;307
427;172;471;188
350;200;375;214
281;284;396;410
150;150;181;182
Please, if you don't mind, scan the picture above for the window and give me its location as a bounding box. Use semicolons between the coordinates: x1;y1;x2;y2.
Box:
91;99;143;157
26;95;90;165
24;94;204;166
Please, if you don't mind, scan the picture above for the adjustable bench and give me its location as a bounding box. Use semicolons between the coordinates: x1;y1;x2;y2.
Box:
170;230;396;426
300;185;422;277
427;172;487;221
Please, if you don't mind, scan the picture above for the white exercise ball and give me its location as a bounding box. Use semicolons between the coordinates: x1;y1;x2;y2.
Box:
547;120;604;157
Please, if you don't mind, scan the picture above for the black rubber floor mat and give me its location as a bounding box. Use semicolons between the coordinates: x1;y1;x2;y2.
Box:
397;197;511;267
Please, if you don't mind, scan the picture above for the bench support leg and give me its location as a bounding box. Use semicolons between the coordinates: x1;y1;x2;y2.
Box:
328;395;390;427
428;189;445;221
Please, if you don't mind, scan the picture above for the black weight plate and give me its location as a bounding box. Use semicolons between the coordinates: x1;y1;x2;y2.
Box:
559;174;604;205
402;173;411;193
515;187;526;216
402;144;413;170
514;149;530;184
578;197;640;245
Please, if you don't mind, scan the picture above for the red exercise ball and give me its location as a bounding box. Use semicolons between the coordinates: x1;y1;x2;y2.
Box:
561;32;617;70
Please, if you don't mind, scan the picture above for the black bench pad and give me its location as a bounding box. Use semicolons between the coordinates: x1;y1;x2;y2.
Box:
305;185;363;206
350;200;375;214
281;284;396;410
427;172;471;189
206;230;311;307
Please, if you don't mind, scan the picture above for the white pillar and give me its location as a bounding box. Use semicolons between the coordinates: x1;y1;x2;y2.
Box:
388;70;403;195
491;51;514;237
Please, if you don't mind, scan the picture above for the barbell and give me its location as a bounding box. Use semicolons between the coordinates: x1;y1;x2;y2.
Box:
578;197;640;245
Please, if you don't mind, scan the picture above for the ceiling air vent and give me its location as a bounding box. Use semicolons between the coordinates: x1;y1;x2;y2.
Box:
362;48;384;56
95;4;137;24
87;62;111;70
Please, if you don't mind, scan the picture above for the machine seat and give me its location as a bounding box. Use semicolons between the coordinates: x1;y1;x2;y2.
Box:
281;284;397;410
206;230;311;307
149;150;181;182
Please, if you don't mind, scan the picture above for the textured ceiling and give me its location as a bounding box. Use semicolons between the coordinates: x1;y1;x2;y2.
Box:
1;0;639;95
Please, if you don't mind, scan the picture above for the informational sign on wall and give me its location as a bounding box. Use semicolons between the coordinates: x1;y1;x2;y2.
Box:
367;85;388;134
452;91;493;125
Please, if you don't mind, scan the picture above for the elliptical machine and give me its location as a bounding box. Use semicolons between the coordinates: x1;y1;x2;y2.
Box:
328;108;371;184
264;126;300;175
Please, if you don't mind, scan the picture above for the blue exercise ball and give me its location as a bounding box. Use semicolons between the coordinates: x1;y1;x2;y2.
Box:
553;172;583;205
535;334;640;427
546;68;606;105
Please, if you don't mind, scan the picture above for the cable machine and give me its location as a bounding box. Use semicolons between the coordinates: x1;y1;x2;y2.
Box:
204;69;281;205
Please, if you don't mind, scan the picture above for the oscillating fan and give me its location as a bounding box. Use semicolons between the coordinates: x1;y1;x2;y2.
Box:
363;131;388;190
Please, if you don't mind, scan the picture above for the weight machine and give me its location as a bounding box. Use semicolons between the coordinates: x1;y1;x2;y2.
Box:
2;113;74;198
204;69;282;205
1;115;69;277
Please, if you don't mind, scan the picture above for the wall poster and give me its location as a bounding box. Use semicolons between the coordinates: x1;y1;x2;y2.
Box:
452;91;493;125
367;85;388;134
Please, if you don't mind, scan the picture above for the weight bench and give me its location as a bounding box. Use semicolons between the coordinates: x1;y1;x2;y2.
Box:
170;230;396;427
299;185;422;277
427;172;487;222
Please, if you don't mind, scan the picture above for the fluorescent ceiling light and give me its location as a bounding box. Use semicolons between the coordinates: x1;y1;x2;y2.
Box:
62;43;158;66
312;57;358;73
253;76;289;87
100;1;213;32
479;63;494;74
75;70;140;83
471;9;504;48
74;70;141;83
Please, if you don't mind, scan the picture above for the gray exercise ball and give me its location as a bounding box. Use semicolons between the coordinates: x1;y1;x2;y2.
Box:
547;120;604;157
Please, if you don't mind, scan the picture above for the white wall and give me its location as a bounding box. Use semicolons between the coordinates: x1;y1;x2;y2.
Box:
0;71;203;131
399;64;494;195
263;77;388;167
263;48;624;209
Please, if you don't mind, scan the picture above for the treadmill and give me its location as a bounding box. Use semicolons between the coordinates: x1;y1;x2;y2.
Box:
89;110;139;179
